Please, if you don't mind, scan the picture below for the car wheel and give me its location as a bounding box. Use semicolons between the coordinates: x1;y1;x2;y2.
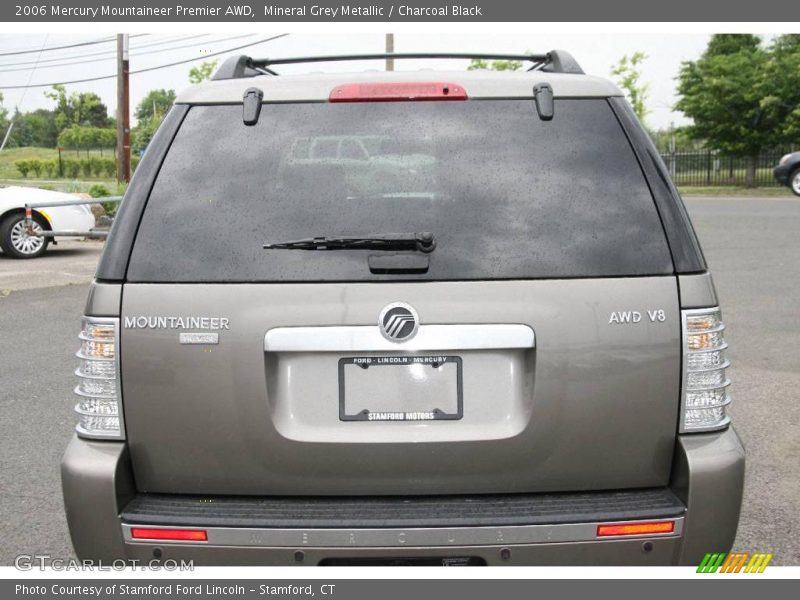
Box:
791;168;800;197
0;213;50;259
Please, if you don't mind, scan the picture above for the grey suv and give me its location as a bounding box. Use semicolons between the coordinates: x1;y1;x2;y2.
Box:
62;51;745;566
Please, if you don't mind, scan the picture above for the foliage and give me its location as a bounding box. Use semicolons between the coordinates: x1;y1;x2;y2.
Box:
3;89;107;148
28;159;43;177
649;126;706;153
0;93;8;143
131;88;175;151
676;34;800;157
7;109;59;147
134;88;176;123
88;184;122;216
89;184;110;197
16;157;120;179
676;35;768;158
15;160;31;177
44;85;112;131
131;118;160;151
763;34;800;142
130;88;177;152
676;34;800;185
611;52;650;122
467;58;522;71
57;126;116;152
188;60;219;84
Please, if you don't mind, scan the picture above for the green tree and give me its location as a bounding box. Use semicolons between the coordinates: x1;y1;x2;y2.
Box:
674;34;800;187
134;88;176;123
131;88;176;152
57;126;116;156
763;34;800;142
649;126;705;153
611;52;649;122
131;118;160;151
188;60;219;84
1;108;59;148
45;85;112;131
467;58;522;71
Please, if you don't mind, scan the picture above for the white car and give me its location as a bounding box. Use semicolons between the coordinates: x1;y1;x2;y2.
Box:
0;186;96;258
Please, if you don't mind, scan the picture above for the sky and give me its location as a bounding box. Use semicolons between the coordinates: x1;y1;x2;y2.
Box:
0;32;714;130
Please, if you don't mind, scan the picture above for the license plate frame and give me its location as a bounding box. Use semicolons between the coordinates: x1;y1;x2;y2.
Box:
338;355;463;422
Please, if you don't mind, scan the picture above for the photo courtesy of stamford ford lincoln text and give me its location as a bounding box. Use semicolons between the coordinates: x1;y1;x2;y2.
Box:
0;0;798;595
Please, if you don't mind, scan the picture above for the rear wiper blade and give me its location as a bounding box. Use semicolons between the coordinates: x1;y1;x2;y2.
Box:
263;232;436;253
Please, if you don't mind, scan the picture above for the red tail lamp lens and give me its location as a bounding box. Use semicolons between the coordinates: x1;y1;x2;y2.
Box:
596;521;675;537
131;528;208;542
330;82;467;102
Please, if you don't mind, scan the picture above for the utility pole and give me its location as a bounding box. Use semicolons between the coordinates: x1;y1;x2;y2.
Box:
385;33;394;71
116;33;131;183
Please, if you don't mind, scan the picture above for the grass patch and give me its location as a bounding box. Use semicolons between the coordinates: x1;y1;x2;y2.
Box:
679;186;794;197
0;147;58;179
0;146;117;180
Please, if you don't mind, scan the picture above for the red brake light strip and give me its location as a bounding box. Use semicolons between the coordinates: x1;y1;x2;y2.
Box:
131;528;208;542
596;521;675;537
330;82;468;102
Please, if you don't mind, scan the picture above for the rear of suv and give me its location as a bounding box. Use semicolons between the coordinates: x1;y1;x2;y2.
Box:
62;51;745;566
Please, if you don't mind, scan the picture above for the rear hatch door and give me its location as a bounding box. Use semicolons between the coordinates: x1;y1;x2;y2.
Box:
120;95;680;495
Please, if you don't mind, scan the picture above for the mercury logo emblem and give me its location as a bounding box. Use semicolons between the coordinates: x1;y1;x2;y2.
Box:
379;302;419;342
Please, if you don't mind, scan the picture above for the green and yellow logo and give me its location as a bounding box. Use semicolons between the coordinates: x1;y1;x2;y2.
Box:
697;552;773;573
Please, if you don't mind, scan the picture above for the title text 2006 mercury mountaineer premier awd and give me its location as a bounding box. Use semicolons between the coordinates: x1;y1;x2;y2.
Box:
62;50;744;566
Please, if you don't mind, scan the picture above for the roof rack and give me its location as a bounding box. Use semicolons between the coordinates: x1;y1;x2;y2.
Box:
211;50;584;81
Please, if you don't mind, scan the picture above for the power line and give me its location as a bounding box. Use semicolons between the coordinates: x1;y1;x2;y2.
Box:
17;35;48;107
0;34;205;68
0;34;113;54
0;34;289;90
0;34;146;57
0;34;256;73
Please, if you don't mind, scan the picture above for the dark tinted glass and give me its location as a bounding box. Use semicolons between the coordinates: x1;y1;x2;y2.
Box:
127;100;672;282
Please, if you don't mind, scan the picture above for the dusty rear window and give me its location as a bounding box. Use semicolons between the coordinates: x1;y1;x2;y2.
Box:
127;99;672;282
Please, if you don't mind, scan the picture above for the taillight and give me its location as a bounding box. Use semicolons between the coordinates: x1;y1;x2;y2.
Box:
329;82;468;102
75;317;124;439
681;308;731;432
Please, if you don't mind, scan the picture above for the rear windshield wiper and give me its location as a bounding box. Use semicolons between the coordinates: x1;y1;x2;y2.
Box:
263;232;436;253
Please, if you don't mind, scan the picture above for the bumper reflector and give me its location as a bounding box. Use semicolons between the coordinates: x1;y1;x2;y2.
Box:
596;521;675;537
131;528;208;542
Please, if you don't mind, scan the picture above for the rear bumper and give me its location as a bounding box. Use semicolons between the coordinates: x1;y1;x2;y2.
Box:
61;428;744;566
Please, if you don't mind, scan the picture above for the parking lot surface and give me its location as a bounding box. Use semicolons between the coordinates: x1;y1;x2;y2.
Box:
0;240;103;292
0;196;798;565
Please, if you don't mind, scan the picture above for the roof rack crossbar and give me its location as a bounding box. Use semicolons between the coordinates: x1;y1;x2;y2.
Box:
250;52;550;69
211;50;584;81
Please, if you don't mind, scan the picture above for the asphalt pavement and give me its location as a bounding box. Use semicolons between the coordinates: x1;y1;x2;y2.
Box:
0;196;798;565
0;240;103;292
681;196;800;564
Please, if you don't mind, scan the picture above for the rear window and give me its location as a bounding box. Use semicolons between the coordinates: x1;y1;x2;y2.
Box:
127;99;672;282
